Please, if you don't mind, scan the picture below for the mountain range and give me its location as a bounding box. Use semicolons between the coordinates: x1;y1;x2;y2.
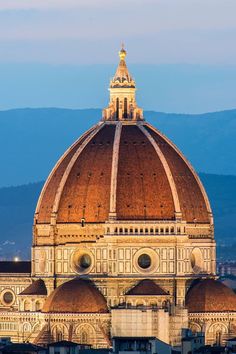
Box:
0;108;236;187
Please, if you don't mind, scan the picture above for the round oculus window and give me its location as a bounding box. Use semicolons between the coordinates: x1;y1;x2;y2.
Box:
138;254;151;269
2;291;14;305
78;254;91;270
71;250;93;274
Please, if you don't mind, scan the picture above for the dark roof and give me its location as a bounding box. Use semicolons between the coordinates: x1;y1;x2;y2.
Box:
0;261;31;274
194;345;225;353
182;335;204;341
2;343;45;353
112;337;156;340
172;350;181;354
126;280;168;296
19;279;47;296
49;340;79;347
79;350;110;354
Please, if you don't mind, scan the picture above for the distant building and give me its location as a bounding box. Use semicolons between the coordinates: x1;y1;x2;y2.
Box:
48;340;91;354
181;329;205;354
217;262;236;277
194;345;225;354
112;337;171;354
0;342;46;354
0;47;236;348
226;337;236;352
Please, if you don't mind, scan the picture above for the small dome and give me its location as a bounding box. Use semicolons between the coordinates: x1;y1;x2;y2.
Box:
42;278;108;313
126;279;168;296
186;279;236;312
19;279;47;296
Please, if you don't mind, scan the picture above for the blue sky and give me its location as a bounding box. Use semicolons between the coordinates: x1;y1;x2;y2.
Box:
0;0;236;113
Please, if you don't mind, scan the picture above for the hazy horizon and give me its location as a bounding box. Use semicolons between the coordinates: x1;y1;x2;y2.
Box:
0;63;236;114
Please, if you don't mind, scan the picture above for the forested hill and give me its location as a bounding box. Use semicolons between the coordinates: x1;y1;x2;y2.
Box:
0;108;236;187
0;173;235;260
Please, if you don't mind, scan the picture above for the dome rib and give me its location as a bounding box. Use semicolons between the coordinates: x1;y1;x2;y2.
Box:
139;124;182;219
51;123;104;222
115;124;176;220
35;123;99;224
145;122;213;224
109;122;122;219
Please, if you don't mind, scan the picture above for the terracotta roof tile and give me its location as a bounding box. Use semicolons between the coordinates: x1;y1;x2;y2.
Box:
116;125;175;220
186;279;236;312
42;278;108;313
19;279;47;296
126;279;168;296
36;122;211;225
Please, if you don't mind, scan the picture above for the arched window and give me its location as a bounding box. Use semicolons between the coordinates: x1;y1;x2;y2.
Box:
124;98;128;118
81;331;88;344
75;324;96;346
162;300;167;308
150;302;157;308
35;300;42;311
23;323;31;333
216;331;221;346
24;299;31;311
56;331;63;342
116;98;119;119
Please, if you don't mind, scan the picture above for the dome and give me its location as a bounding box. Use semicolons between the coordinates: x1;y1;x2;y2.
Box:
185;279;236;312
19;279;47;296
126;279;168;296
42;278;108;313
35;47;212;226
35;122;211;224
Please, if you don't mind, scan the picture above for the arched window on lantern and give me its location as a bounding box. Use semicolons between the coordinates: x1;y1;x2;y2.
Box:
116;98;119;119
124;98;128;118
